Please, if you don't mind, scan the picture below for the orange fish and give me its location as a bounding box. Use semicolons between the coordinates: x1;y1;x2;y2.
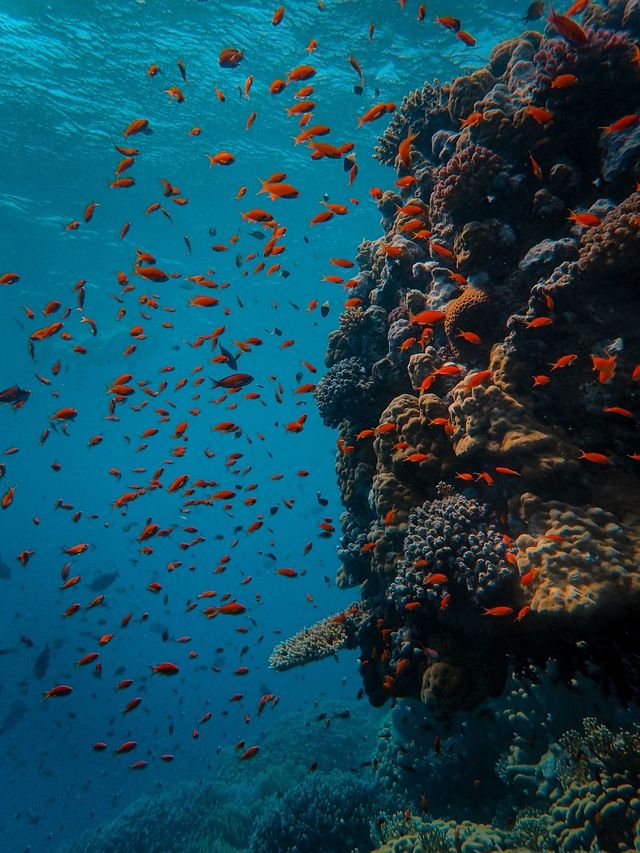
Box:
356;102;396;128
258;180;299;200
549;353;577;370
460;111;483;128
526;316;553;328
578;451;611;464
551;73;577;89
568;210;600;227
207;152;235;166
286;100;315;116
548;4;588;44
456;30;476;46
465;369;493;389
409;310;445;326
164;85;185;102
270;79;287;96
219;48;244;68
123;118;150;138
482;606;513;617
526;105;553;125
591;352;616;384
287;64;316;82
601;114;640;134
150;662;180;676
1;485;15;509
528;152;543;180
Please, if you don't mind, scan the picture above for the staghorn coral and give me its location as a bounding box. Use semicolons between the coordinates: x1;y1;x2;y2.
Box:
371;816;504;853
503;717;640;852
268;603;363;670
63;780;250;853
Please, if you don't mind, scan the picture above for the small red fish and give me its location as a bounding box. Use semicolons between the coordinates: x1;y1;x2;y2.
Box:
150;662;179;675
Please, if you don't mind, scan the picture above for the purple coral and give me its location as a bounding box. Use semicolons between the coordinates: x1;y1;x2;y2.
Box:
429;144;505;225
388;494;517;610
314;357;375;428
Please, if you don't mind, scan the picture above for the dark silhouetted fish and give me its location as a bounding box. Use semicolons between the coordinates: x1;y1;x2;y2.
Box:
219;344;238;370
523;1;545;21
88;571;118;592
33;645;50;680
0;700;26;735
0;385;31;406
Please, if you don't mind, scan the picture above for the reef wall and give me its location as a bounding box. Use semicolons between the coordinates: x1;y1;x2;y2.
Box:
271;0;640;718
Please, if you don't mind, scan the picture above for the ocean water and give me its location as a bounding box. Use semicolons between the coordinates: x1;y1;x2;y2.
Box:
2;1;640;851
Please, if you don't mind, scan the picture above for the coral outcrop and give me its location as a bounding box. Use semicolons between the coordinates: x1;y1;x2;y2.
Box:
275;0;640;725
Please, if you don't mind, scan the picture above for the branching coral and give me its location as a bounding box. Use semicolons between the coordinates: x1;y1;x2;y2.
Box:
268;603;363;670
249;771;394;853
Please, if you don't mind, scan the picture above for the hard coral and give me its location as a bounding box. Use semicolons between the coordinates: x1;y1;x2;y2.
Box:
514;493;640;619
314;356;375;428
268;604;362;671
429;144;505;225
389;494;517;611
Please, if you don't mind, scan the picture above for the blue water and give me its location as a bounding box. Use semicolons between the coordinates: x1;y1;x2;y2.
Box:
0;1;602;851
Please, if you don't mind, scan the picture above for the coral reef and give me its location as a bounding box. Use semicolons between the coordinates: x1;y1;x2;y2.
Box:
273;2;640;728
372;717;640;852
252;8;640;853
63;780;250;853
248;770;394;853
271;20;640;824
